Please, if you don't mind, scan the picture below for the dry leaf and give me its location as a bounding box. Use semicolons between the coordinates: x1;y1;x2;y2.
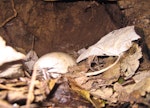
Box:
74;76;89;88
0;99;12;108
0;91;7;100
0;63;24;78
0;36;25;78
68;78;103;108
69;78;94;103
90;87;114;102
24;50;38;73
114;82;130;102
121;43;142;79
77;48;86;55
133;70;150;83
100;62;120;85
118;77;150;103
76;26;140;76
0;36;25;66
115;76;150;102
7;91;27;102
48;78;58;90
77;26;140;63
132;77;150;96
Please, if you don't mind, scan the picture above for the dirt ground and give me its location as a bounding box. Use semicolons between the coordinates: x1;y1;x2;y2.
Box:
0;0;149;108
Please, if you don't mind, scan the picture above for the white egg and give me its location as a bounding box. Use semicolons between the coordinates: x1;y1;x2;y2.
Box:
33;52;76;79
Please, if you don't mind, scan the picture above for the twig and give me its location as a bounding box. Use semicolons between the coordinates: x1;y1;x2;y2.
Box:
26;69;37;108
0;84;27;91
31;35;35;50
86;55;120;76
0;99;12;108
0;0;17;28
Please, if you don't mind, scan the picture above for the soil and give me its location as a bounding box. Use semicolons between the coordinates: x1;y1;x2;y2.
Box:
118;0;150;55
0;0;122;57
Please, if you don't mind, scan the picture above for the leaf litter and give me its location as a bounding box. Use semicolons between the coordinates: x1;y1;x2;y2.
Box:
0;26;150;107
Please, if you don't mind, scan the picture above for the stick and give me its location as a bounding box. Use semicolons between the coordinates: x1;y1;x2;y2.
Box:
26;68;37;108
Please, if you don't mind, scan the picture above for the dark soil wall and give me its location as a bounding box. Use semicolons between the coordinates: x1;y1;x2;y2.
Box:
0;0;123;56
